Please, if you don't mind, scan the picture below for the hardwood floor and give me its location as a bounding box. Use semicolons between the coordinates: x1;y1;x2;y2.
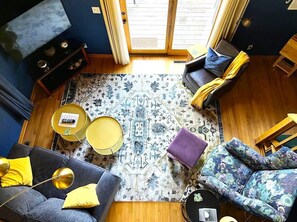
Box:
221;56;297;149
20;55;297;222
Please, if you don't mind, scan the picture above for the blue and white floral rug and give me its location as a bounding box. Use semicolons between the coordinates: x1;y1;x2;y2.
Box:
52;73;223;201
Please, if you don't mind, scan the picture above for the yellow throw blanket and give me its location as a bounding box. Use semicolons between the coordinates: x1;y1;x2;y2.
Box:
190;51;250;109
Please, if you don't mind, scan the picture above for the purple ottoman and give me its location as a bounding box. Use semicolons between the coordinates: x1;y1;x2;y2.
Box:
167;128;208;168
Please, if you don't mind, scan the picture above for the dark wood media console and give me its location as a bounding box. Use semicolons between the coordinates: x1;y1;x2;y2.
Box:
29;38;89;95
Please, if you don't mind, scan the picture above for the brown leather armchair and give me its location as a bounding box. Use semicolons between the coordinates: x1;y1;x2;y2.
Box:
182;39;249;109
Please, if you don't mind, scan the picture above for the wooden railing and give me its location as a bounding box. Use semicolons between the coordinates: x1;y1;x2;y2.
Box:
255;113;297;156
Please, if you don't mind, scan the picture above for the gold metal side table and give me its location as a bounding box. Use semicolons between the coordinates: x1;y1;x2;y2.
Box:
86;116;124;155
51;104;90;142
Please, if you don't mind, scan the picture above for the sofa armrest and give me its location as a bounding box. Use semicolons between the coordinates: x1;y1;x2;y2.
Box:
199;176;285;222
91;171;121;222
7;143;32;158
203;80;234;108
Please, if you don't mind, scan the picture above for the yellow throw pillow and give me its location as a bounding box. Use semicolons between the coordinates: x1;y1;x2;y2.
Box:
62;183;100;209
1;156;33;187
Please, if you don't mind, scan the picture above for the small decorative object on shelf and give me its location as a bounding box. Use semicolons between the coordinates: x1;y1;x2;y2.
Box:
68;62;74;70
44;46;56;56
37;60;50;72
60;40;71;54
68;58;84;70
60;40;69;49
29;38;89;95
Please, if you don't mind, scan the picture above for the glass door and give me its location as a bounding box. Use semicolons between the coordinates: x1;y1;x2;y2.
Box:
120;0;220;54
170;0;220;53
121;0;170;53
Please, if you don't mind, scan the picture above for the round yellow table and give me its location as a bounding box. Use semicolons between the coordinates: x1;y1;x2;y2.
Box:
86;116;123;155
51;104;90;142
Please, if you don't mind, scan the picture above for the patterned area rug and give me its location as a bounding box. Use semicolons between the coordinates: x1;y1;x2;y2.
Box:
52;73;223;201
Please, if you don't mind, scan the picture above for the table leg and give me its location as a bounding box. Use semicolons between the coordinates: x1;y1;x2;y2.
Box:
181;202;191;222
73;133;82;142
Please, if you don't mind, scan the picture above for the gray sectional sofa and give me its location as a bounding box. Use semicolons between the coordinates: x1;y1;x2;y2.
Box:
0;143;121;222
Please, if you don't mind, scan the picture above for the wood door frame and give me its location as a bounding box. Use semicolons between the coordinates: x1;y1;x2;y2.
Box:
166;0;187;55
119;0;132;52
166;0;190;56
120;0;187;55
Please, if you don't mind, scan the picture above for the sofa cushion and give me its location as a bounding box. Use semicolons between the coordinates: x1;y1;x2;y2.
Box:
64;158;104;193
204;47;232;77
189;68;217;88
1;156;33;187
201;143;254;193
26;198;96;222
0;186;46;222
65;158;121;221
63;184;100;209
30;147;68;199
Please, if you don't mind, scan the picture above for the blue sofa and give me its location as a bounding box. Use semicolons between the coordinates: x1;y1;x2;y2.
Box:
0;143;121;222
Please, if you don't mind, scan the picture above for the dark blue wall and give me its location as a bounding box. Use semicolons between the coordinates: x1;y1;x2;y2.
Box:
0;50;33;157
232;0;297;55
0;0;111;156
61;0;112;54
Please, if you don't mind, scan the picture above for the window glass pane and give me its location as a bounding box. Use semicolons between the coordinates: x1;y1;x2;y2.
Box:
172;0;219;49
126;0;169;50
